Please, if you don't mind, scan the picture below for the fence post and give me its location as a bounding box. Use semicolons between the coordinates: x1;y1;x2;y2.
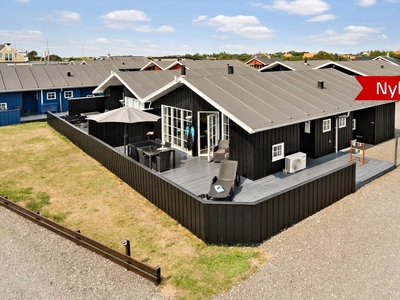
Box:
122;239;131;256
395;135;399;167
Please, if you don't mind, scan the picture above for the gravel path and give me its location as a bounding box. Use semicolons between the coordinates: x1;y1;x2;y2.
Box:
0;208;164;300
1;103;399;300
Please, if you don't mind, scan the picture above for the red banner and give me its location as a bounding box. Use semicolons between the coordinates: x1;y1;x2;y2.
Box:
355;76;400;101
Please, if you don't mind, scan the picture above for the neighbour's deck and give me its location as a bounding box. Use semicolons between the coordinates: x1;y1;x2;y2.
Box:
159;150;395;203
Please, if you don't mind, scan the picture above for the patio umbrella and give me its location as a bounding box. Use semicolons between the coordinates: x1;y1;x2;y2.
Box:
87;106;161;154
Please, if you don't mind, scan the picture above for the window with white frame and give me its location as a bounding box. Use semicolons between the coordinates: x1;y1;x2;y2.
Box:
352;119;356;130
272;142;285;162
338;117;346;128
124;96;144;110
14;53;18;59
0;53;2;59
64;91;73;98
47;92;56;100
221;114;229;140
323;119;331;132
5;53;12;61
0;103;7;110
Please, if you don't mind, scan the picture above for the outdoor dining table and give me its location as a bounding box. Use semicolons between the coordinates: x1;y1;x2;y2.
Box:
139;145;176;169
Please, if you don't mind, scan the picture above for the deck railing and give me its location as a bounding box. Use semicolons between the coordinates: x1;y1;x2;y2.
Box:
47;112;356;245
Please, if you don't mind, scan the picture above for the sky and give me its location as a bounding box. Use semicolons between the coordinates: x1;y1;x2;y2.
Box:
1;0;400;58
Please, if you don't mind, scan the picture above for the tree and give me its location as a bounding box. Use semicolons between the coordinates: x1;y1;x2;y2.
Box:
27;50;38;61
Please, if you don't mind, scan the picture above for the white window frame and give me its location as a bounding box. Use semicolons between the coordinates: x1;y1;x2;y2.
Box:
64;91;73;98
0;103;7;110
221;113;229;140
352;119;356;130
323;119;331;133
125;96;144;110
272;142;285;162
338;117;346;128
47;92;56;100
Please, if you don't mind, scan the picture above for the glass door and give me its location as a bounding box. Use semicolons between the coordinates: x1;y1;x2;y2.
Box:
198;111;219;162
162;105;192;153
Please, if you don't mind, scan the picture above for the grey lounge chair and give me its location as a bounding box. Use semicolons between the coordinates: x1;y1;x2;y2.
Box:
207;160;239;201
213;139;229;163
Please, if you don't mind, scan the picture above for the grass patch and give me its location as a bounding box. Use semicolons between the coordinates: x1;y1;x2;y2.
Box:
0;122;266;299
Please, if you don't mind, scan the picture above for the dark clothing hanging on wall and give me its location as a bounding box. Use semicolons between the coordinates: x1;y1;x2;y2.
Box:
185;124;195;151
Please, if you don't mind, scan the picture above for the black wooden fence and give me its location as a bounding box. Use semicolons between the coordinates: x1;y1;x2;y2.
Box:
47;112;356;245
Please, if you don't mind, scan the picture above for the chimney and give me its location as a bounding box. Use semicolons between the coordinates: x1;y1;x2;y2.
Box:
317;80;324;89
67;71;72;77
228;64;234;74
304;58;308;65
181;64;186;76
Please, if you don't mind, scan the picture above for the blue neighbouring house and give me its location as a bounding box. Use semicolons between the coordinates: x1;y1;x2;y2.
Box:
0;60;149;126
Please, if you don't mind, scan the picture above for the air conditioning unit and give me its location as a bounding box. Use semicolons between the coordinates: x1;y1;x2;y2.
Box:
285;152;307;173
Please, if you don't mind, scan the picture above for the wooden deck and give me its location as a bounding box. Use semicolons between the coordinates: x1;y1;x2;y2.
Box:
160;150;395;203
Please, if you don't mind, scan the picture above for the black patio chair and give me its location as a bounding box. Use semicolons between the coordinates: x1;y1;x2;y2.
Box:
128;144;138;161
137;148;150;168
207;160;239;201
152;150;172;172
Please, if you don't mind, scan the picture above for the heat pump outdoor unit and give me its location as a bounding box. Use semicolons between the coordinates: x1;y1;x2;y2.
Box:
285;152;307;173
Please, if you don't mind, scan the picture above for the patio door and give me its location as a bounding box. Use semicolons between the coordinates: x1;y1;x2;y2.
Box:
198;111;219;162
162;105;192;153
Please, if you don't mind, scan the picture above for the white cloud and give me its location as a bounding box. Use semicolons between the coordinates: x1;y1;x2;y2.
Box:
14;0;30;2
0;30;46;52
101;10;150;22
210;34;230;40
248;1;265;6
264;0;330;15
307;14;336;22
89;38;112;44
37;10;81;24
355;0;376;6
304;25;386;45
0;30;44;41
101;10;174;33
193;15;208;22
193;15;274;39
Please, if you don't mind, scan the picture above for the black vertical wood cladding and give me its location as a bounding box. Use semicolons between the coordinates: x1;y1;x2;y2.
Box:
230;121;300;180
353;103;395;145
68;97;104;116
48;113;356;246
88;120;158;147
105;86;124;111
374;102;395;144
300;113;354;159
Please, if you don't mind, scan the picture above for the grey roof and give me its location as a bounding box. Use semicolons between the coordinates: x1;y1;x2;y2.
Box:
245;57;281;65
316;60;400;76
93;66;257;100
93;70;181;99
85;57;149;70
150;69;391;134
163;59;247;70
0;65;113;92
259;60;332;72
372;56;400;66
